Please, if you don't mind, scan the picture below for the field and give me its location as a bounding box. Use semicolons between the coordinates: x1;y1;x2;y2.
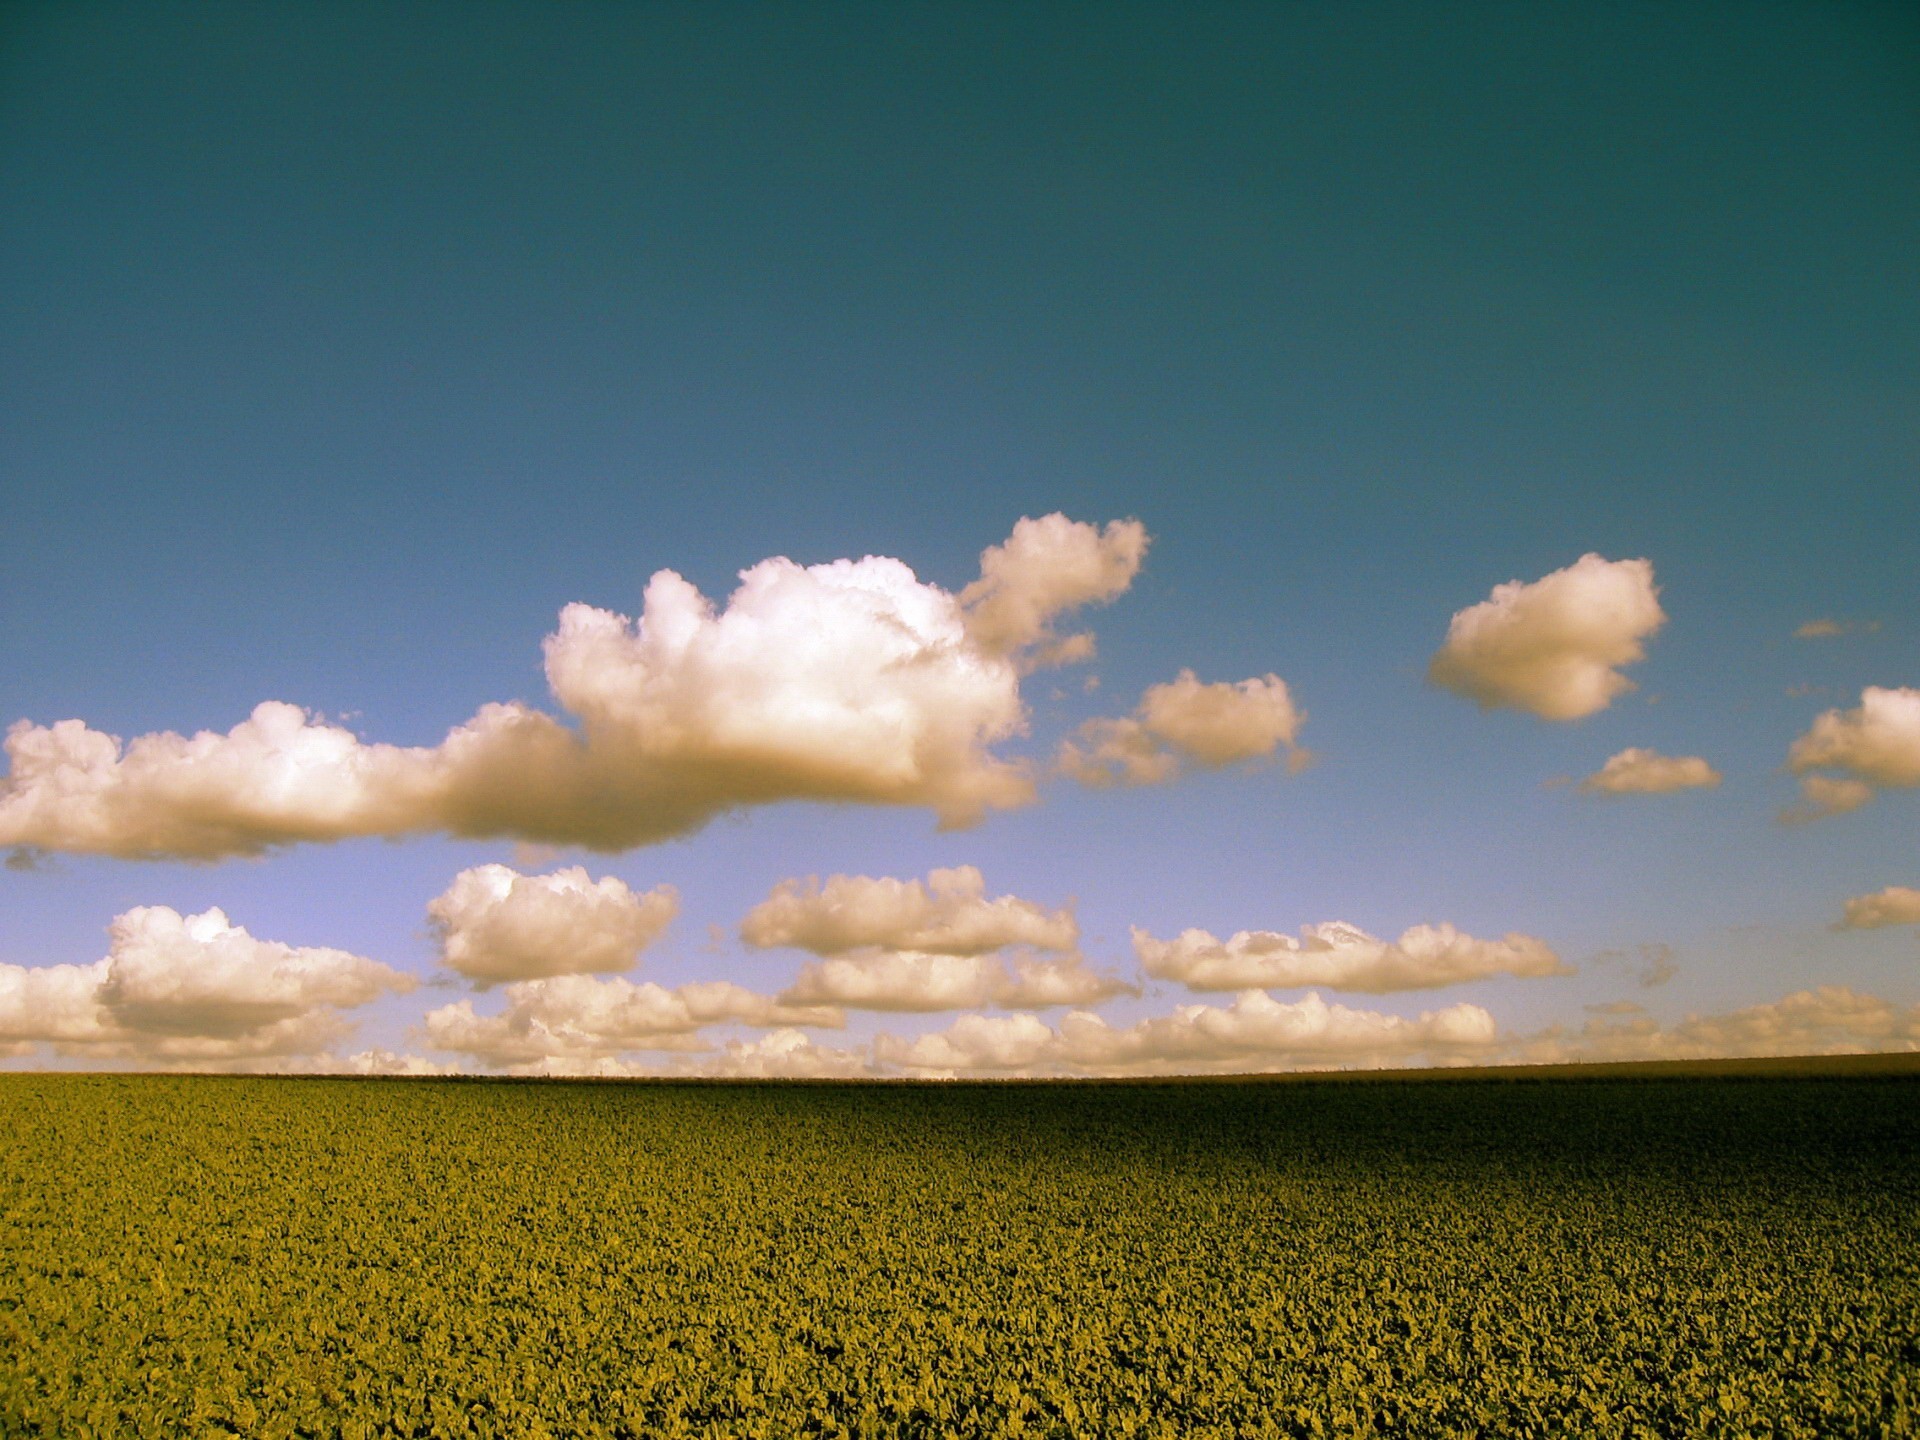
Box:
4;1066;1917;1439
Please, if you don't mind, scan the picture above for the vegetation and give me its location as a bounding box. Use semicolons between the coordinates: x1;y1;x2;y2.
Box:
3;1071;1916;1438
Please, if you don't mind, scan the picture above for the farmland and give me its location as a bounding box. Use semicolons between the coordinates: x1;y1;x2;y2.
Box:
3;1069;1917;1438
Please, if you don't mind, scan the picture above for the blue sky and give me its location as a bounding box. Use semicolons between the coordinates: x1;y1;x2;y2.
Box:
2;2;1915;1074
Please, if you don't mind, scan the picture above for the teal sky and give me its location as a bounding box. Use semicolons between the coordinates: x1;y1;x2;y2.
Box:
2;3;1916;1074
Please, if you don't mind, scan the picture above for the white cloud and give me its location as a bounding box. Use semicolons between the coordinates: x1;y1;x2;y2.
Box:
1786;687;1920;820
1557;986;1920;1062
1133;921;1566;994
779;950;1131;1012
878;991;1500;1075
1058;670;1305;787
334;1049;463;1076
1428;554;1666;721
1577;748;1722;796
420;973;841;1069
740;865;1076;956
0;517;1148;860
0;906;412;1064
428;864;678;984
957;514;1147;666
1838;886;1920;930
698;1029;877;1078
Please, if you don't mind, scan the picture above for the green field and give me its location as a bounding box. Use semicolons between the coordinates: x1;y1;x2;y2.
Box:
4;1069;1917;1438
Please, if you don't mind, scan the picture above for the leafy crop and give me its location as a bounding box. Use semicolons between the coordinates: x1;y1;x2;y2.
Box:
2;1074;1916;1438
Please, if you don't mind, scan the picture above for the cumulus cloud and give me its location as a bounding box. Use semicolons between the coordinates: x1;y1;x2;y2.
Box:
1058;670;1305;787
1428;555;1666;721
1133;921;1566;994
779;951;1131;1012
1577;748;1722;796
0;516;1148;861
420;973;841;1069
877;991;1500;1075
1785;687;1920;820
428;864;678;984
740;865;1076;956
1838;886;1920;931
957;514;1147;666
0;907;412;1065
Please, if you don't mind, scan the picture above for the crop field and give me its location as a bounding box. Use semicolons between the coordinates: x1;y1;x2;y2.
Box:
3;1070;1917;1439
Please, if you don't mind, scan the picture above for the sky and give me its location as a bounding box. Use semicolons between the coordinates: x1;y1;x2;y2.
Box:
2;1;1916;1076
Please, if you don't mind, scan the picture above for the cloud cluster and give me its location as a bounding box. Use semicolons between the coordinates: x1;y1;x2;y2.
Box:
1058;671;1305;787
1133;921;1566;994
0;517;1148;860
1577;748;1721;796
0;907;412;1064
1786;686;1920;820
778;950;1132;1012
877;990;1499;1075
1428;555;1666;720
428;864;678;984
740;866;1076;956
420;974;841;1069
1838;886;1920;931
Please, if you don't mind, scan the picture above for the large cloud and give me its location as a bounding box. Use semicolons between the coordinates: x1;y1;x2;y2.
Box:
428;864;678;984
1577;748;1722;796
0;516;1147;860
1058;670;1305;787
1133;921;1566;994
779;950;1132;1012
740;865;1076;956
420;974;841;1069
0;906;412;1064
1428;555;1666;720
1838;886;1920;930
1786;687;1920;820
877;991;1499;1075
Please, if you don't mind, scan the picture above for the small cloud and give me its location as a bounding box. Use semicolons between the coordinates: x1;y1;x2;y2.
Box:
427;864;679;985
743;866;1078;957
1634;943;1679;988
1583;1000;1647;1016
1837;886;1920;931
1058;670;1306;788
1577;748;1721;796
1784;687;1920;823
4;846;51;872
1590;943;1679;989
1134;921;1567;994
1794;619;1879;640
1428;555;1666;721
